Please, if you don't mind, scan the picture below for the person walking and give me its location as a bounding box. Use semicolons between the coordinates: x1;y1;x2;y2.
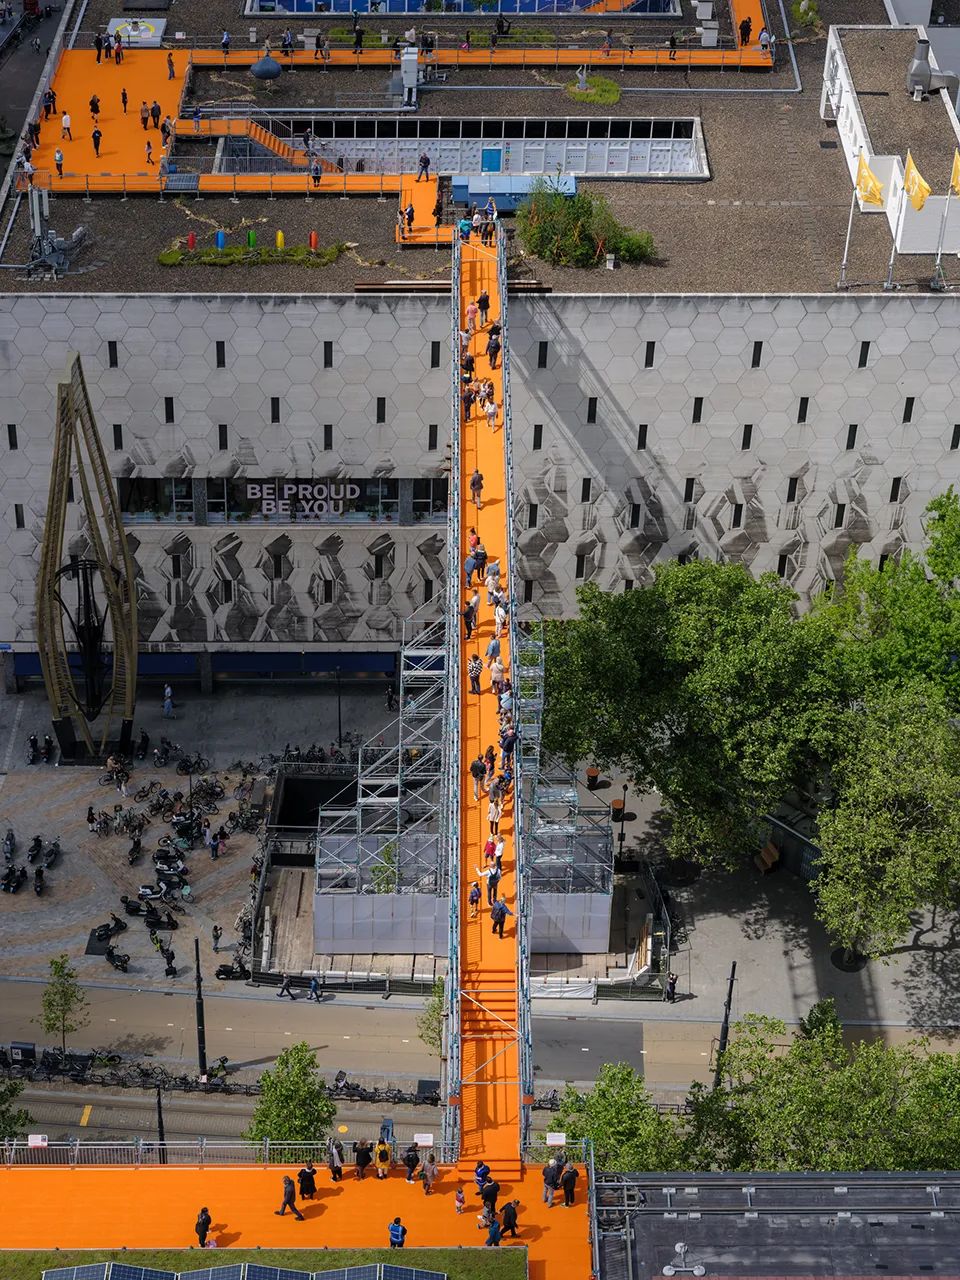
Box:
738;15;752;44
466;299;479;335
89;94;100;122
464;553;477;588
468;880;481;919
60;112;72;140
469;753;486;801
665;971;678;1002
490;898;513;938
276;972;297;999
91;127;102;156
462;597;476;641
473;1159;491;1194
355;1138;373;1179
404;201;415;233
54;146;63;177
502;1200;520;1238
485;1214;502;1247
480;1176;501;1216
114;34;123;63
311;159;321;188
328;1137;344;1182
388;1217;407;1248
487;332;501;369
221;29;231;54
167;51;176;79
455;1187;466;1214
470;468;483;510
416;151;430;181
297;1160;317;1200
212;924;222;952
403;1142;420;1183
468;652;483;695
162;685;175;718
487;793;503;837
476;289;490;327
560;1163;579;1207
422;1152;439;1194
477;861;501;905
275;1175;304;1219
542;1158;559;1206
139;100;149;131
308;974;322;1002
374;1136;392;1178
150;99;161;129
145;139;154;165
314;31;322;58
94;31;102;62
120;87;128;114
195;1207;212;1248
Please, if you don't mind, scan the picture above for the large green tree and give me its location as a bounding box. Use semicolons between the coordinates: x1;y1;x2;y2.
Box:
813;679;960;957
556;1062;687;1171
544;564;845;866
0;1078;31;1140
246;1041;336;1145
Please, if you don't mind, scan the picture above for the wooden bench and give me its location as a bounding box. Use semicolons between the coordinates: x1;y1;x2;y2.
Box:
754;841;780;874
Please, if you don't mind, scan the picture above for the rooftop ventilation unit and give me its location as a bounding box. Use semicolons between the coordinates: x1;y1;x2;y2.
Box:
906;37;959;101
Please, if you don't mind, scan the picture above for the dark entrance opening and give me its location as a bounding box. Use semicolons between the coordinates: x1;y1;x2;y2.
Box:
272;772;359;830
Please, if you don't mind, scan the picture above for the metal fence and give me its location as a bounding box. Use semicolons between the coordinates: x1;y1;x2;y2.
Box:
2;1137;459;1167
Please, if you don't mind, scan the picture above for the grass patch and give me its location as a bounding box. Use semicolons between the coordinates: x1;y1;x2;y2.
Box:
565;74;621;105
324;25;554;46
517;177;654;268
158;243;347;268
0;1252;526;1280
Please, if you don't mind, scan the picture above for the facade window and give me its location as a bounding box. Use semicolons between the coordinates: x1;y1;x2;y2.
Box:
581;478;592;503
171;553;182;580
731;503;743;529
903;396;915;423
374;553;385;579
113;424;123;450
164;397;174;424
692;396;703;424
376;397;386;424
528;502;539;529
14;503;24;529
532;423;543;451
683;478;696;503
423;577;434;604
323;424;333;452
624;579;634;591
879;553;889;572
220;579;233;604
6;424;16;450
644;340;655;369
215;340;226;369
890;476;902;503
777;554;789;577
630;502;641;529
537;341;548;369
322;578;334;604
741;423;753;450
323;341;333;369
107;340;118;368
858;340;870;369
430;341;441;369
523;579;534;604
427;423;438;452
798;396;809;424
268;554;282;580
751;340;763;369
786;476;799;503
846;424;858;451
118;478;194;522
217;424;228;451
637;423;647;450
952;424;960;451
586;397;597;424
678;551;691;566
271;398;281;424
412;478;449;517
575;553;586;579
834;503;846;528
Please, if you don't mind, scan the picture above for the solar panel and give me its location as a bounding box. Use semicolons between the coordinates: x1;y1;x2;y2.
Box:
382;1266;447;1280
248;1267;313;1280
315;1266;380;1280
43;1265;110;1280
183;1267;245;1280
109;1263;177;1280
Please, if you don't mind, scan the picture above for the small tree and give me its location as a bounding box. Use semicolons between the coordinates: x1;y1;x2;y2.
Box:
516;178;654;269
417;977;445;1056
0;1078;31;1139
39;954;89;1059
556;1061;687;1170
246;1041;336;1145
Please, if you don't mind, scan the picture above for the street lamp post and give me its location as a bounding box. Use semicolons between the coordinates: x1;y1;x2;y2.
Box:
194;935;207;1079
188;768;194;850
156;1084;167;1164
618;783;628;852
336;665;342;747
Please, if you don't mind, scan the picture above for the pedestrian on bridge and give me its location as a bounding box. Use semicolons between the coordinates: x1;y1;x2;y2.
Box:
473;1159;491;1193
298;1160;317;1199
120;87;127;113
470;754;487;800
422;1152;439;1194
195;1206;212;1247
468;653;484;696
167;51;176;79
491;898;513;938
560;1163;579;1206
484;1213;502;1247
276;972;297;999
502;1199;520;1237
469;468;484;510
416;151;431;181
477;289;490;326
275;1174;304;1219
469;881;481;918
60;112;72;140
481;1175;501;1214
328;1137;344;1182
375;1137;392;1177
151;100;162;128
403;1142;420;1183
91;127;102;156
388;1217;407;1248
542;1158;559;1206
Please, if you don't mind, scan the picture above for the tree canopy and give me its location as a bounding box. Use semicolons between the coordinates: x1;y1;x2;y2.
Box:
245;1041;336;1146
38;954;89;1058
543;488;960;955
556;1007;960;1172
0;1078;31;1141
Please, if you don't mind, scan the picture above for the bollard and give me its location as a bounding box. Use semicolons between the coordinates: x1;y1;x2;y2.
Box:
230;173;239;205
309;230;318;250
276;229;285;249
247;229;256;248
187;231;196;250
215;229;226;250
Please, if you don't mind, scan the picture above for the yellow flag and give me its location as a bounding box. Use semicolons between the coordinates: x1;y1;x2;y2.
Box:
951;149;960;198
856;152;884;207
903;150;931;212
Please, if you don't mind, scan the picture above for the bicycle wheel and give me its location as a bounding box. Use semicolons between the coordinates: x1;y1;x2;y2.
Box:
195;756;210;772
98;773;114;787
161;807;175;822
202;802;219;815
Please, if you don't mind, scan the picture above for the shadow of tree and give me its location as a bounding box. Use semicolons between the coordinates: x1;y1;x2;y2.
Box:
889;908;960;1035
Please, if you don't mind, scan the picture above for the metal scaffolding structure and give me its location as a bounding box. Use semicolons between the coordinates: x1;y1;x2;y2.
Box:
527;756;614;893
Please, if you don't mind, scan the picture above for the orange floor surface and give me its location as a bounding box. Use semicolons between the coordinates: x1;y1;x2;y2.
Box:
396;175;449;245
0;1166;591;1280
192;45;772;68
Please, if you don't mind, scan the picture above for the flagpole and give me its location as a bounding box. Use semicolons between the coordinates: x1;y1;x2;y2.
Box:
932;183;953;292
838;184;858;290
885;181;907;291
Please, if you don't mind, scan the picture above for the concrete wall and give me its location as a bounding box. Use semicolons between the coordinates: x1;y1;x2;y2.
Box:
508;293;960;613
530;891;613;953
313;891;449;956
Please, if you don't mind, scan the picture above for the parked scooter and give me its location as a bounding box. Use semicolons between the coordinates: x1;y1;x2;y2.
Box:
34;867;44;896
2;830;14;862
127;834;143;865
153;737;178;768
2;866;26;893
42;838;60;869
104;944;129;972
94;912;127;942
25;734;38;765
144;907;179;931
40;734;54;763
216;955;251;980
27;836;43;864
135;729;150;761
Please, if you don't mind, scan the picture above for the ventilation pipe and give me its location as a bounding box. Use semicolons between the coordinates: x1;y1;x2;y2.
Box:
906;37;960;101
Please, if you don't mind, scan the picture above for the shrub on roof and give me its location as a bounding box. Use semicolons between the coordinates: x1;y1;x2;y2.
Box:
515;177;654;269
158;242;347;267
564;73;621;105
